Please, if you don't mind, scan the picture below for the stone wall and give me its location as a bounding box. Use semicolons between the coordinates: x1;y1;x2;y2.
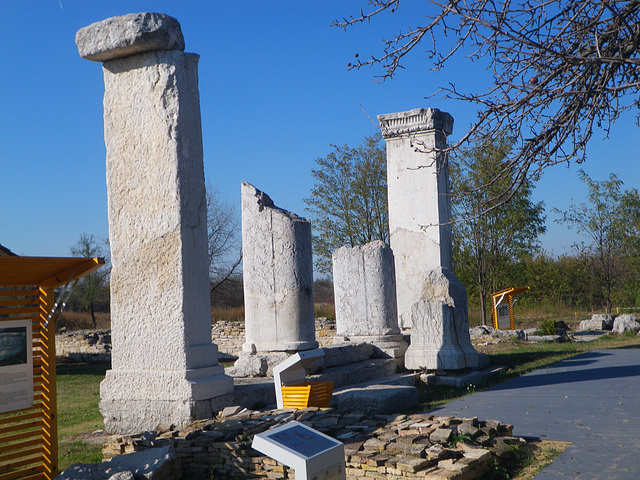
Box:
56;319;337;363
212;318;337;361
103;406;523;479
55;330;111;362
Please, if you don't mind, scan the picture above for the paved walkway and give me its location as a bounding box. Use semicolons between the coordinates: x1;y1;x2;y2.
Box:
429;348;640;479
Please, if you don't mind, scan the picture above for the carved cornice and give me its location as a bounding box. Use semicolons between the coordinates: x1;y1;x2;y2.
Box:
378;108;453;139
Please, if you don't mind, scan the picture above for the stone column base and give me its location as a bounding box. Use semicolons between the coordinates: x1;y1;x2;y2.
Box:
404;268;486;371
100;366;234;434
333;334;408;369
226;351;291;378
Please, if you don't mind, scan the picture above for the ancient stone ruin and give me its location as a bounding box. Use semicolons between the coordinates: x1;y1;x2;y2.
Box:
76;12;233;434
378;108;486;371
332;240;407;366
229;182;318;376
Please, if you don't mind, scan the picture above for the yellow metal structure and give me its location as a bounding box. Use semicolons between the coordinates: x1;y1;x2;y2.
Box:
281;381;334;409
491;287;530;330
0;257;103;480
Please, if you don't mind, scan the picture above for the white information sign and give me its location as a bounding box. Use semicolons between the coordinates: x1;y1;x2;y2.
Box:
0;320;34;414
252;421;346;480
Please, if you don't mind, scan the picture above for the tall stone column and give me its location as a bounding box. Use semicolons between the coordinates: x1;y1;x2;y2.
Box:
332;240;407;367
76;13;233;434
378;108;485;371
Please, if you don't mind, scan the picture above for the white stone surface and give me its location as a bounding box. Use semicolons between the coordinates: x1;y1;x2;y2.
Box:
378;108;484;370
76;12;184;62
80;25;233;433
378;108;454;329
333;240;399;337
332;240;407;367
241;182;317;353
578;316;614;331
612;314;640;334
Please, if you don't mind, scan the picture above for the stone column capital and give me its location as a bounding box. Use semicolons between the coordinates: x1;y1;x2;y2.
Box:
377;108;453;139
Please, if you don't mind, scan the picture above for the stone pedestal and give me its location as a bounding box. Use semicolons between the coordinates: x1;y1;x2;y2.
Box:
332;241;407;366
77;13;233;433
378;108;485;371
240;182;317;354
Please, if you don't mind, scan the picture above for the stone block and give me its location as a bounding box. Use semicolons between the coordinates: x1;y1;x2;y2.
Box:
55;445;181;480
404;268;483;371
332;385;419;414
76;13;185;62
579;315;614;331
333;241;399;337
613;314;640;334
308;343;373;372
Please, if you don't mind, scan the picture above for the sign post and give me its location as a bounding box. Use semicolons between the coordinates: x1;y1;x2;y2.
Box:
252;421;346;480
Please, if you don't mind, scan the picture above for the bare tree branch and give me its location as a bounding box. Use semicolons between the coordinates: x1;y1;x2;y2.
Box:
335;0;640;215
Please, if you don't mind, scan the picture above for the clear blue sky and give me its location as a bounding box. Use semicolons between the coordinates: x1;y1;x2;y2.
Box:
2;1;639;258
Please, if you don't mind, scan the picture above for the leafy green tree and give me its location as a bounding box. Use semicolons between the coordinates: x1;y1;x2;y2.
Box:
451;135;546;325
305;134;388;275
69;234;110;327
554;171;640;312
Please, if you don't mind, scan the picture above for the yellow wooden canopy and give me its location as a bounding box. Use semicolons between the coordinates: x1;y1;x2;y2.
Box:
0;256;104;479
0;256;104;288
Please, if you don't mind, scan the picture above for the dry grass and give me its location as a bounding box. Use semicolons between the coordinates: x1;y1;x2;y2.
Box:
315;303;335;320
467;305;596;330
211;306;245;323
56;311;110;331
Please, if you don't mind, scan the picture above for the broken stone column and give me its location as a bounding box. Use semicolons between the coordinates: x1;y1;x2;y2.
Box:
76;13;234;434
229;182;317;377
378;108;485;371
332;240;407;367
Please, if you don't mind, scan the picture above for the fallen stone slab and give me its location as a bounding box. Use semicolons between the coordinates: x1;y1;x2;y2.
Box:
332;384;419;413
420;366;506;388
307;343;373;372
76;12;185;62
570;331;608;343
310;358;398;388
55;445;181;480
526;335;562;343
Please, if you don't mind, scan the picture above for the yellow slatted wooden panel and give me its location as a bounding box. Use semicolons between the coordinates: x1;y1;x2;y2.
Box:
0;447;44;466
0;286;56;479
0;455;44;475
0;466;44;480
281;381;334;409
0;429;44;444
1;258;101;480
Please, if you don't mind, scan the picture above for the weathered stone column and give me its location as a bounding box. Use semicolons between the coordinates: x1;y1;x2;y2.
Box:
378;108;485;371
332;240;407;366
76;13;234;433
240;182;317;353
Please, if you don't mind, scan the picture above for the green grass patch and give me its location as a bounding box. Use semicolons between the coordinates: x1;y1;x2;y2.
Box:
57;362;108;470
59;441;103;470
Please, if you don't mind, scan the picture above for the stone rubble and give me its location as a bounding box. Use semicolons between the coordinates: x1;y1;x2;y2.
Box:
612;314;640;334
56;445;180;480
102;407;525;480
578;314;615;331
